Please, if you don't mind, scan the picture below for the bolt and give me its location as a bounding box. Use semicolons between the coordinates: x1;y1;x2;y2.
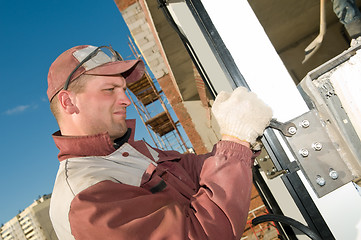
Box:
301;119;310;128
312;142;323;151
299;148;309;157
316;175;326;186
267;168;277;176
288;126;297;135
329;169;339;180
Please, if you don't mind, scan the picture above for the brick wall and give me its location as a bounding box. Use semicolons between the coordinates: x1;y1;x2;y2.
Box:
193;63;209;108
119;1;170;81
114;0;137;12
158;74;208;154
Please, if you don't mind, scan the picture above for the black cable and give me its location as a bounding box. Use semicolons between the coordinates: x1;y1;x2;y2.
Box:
252;214;322;240
252;166;297;240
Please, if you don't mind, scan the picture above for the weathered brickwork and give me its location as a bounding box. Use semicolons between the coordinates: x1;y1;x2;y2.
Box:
158;74;208;154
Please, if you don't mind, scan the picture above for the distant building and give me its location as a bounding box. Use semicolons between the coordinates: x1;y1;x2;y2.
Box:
0;194;57;240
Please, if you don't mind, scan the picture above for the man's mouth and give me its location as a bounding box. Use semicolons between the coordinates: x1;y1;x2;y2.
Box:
114;109;127;116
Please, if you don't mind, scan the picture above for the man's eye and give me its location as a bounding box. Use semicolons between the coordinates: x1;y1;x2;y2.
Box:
104;88;114;91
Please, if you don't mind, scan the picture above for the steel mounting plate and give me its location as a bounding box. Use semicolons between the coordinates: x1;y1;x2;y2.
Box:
286;109;353;197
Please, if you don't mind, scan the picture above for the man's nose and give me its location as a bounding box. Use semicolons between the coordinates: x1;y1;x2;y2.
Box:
118;90;131;107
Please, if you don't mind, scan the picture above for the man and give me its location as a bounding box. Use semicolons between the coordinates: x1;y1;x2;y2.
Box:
47;45;272;240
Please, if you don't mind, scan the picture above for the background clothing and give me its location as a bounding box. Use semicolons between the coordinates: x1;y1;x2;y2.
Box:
332;0;361;24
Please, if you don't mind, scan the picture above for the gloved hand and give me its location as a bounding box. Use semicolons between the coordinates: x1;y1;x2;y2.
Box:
212;86;273;146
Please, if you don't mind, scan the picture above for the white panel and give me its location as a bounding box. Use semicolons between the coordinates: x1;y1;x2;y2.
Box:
167;2;234;95
199;1;361;239
200;1;309;122
330;49;361;140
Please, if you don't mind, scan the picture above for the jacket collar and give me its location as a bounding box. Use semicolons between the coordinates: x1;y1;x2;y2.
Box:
52;119;136;162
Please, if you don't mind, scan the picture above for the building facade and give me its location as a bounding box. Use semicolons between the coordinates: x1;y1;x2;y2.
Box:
0;194;57;240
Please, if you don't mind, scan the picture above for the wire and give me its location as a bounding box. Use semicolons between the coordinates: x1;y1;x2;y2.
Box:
252;214;322;240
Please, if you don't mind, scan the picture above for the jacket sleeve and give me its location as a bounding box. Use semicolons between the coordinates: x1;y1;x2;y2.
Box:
69;140;254;240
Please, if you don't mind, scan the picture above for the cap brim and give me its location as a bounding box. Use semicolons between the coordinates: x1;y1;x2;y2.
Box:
85;59;145;84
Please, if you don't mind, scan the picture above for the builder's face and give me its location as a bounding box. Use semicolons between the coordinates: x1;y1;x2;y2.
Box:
74;75;131;141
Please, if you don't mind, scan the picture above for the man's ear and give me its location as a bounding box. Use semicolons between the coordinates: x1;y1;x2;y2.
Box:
58;90;79;114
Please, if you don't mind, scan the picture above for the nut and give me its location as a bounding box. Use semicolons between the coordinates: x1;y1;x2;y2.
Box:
316;175;326;186
301;119;310;128
299;148;309;157
329;169;339;180
288;126;297;135
312;142;323;151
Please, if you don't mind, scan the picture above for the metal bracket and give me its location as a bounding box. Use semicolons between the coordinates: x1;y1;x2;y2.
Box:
256;151;286;179
285;109;353;197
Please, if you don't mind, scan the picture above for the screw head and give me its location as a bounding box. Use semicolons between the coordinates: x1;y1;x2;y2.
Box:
329;169;339;180
312;142;323;151
299;148;309;157
301;120;310;128
267;167;277;176
316;175;326;186
288;126;297;135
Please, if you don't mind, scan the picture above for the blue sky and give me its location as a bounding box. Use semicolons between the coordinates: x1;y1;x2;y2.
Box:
0;0;167;224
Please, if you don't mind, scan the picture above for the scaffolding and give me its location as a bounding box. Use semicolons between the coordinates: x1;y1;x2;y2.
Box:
126;37;191;153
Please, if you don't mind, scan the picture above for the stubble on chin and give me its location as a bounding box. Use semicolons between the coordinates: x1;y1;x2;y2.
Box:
109;122;128;142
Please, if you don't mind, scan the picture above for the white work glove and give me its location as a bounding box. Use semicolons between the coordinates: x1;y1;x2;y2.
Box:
212;86;273;146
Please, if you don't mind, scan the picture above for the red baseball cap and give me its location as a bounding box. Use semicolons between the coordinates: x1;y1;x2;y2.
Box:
47;45;145;101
